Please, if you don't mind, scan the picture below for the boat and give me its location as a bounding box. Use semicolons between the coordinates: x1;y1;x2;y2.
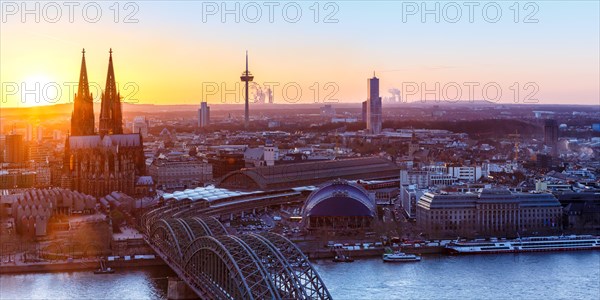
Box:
331;247;354;262
94;267;115;274
382;251;421;262
94;257;115;274
332;254;354;263
446;235;600;254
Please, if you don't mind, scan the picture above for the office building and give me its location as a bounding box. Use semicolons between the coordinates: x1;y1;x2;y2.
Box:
5;134;25;163
416;188;562;238
198;101;210;128
400;184;425;219
544;119;559;157
366;74;382;134
148;158;213;190
361;101;367;123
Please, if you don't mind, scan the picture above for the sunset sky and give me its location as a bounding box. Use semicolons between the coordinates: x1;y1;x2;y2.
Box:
1;1;598;107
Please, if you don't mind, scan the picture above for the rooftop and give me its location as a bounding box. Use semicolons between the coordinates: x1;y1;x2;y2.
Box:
218;157;400;191
161;185;262;202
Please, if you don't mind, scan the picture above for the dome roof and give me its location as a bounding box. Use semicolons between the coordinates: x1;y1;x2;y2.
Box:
302;179;376;218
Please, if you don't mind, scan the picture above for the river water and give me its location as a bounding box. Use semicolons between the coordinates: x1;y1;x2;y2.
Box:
1;252;598;299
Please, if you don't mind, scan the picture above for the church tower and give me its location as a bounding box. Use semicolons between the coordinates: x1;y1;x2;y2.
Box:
99;48;123;136
64;48;145;198
70;49;95;136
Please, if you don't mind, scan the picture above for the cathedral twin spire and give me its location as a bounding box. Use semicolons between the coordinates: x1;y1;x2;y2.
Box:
70;49;95;136
99;48;123;135
71;48;123;136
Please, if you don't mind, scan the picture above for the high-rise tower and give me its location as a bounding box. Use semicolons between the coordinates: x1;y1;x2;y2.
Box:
544;119;559;157
99;48;123;136
240;51;254;129
198;101;210;128
366;73;382;134
361;101;367;123
71;49;95;136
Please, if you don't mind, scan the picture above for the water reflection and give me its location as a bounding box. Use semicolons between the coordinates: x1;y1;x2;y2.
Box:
313;251;600;300
1;252;598;300
0;266;175;300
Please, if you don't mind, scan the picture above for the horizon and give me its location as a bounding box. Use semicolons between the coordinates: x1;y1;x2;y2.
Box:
2;98;599;111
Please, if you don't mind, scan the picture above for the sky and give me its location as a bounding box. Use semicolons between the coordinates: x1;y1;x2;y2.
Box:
0;1;599;107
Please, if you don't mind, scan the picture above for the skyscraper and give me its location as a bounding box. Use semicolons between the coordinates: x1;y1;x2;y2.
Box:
544;119;559;157
99;48;123;136
366;74;382;134
240;51;254;129
70;49;95;136
198;101;210;128
361;101;367;123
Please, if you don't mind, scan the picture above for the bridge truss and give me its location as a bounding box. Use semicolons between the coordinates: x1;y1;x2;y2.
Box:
145;216;332;300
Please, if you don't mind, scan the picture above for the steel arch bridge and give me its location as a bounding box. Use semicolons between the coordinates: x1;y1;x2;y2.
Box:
145;216;331;300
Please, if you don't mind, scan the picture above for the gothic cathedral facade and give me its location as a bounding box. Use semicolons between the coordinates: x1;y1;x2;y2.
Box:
62;49;146;197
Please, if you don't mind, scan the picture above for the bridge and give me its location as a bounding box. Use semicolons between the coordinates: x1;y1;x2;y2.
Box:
141;214;332;299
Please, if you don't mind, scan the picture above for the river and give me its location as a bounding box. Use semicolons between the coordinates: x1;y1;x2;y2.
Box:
1;252;598;299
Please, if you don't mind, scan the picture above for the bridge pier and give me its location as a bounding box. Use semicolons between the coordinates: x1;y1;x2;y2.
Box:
167;277;199;300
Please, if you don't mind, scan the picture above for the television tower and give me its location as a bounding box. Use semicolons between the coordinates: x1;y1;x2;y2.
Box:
240;51;254;129
509;129;521;162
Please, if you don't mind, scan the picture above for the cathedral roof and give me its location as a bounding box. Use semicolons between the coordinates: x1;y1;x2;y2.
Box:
106;134;141;147
69;136;101;149
137;176;154;185
69;134;142;149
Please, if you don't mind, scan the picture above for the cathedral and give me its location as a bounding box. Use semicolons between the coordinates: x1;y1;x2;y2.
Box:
62;49;146;197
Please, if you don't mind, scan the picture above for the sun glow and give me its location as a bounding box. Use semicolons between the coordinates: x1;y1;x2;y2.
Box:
19;74;61;107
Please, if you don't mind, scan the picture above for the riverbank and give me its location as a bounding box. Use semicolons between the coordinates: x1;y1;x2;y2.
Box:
0;257;166;274
303;245;446;259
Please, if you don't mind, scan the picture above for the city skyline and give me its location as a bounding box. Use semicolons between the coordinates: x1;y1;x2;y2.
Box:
1;2;599;299
1;1;599;108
